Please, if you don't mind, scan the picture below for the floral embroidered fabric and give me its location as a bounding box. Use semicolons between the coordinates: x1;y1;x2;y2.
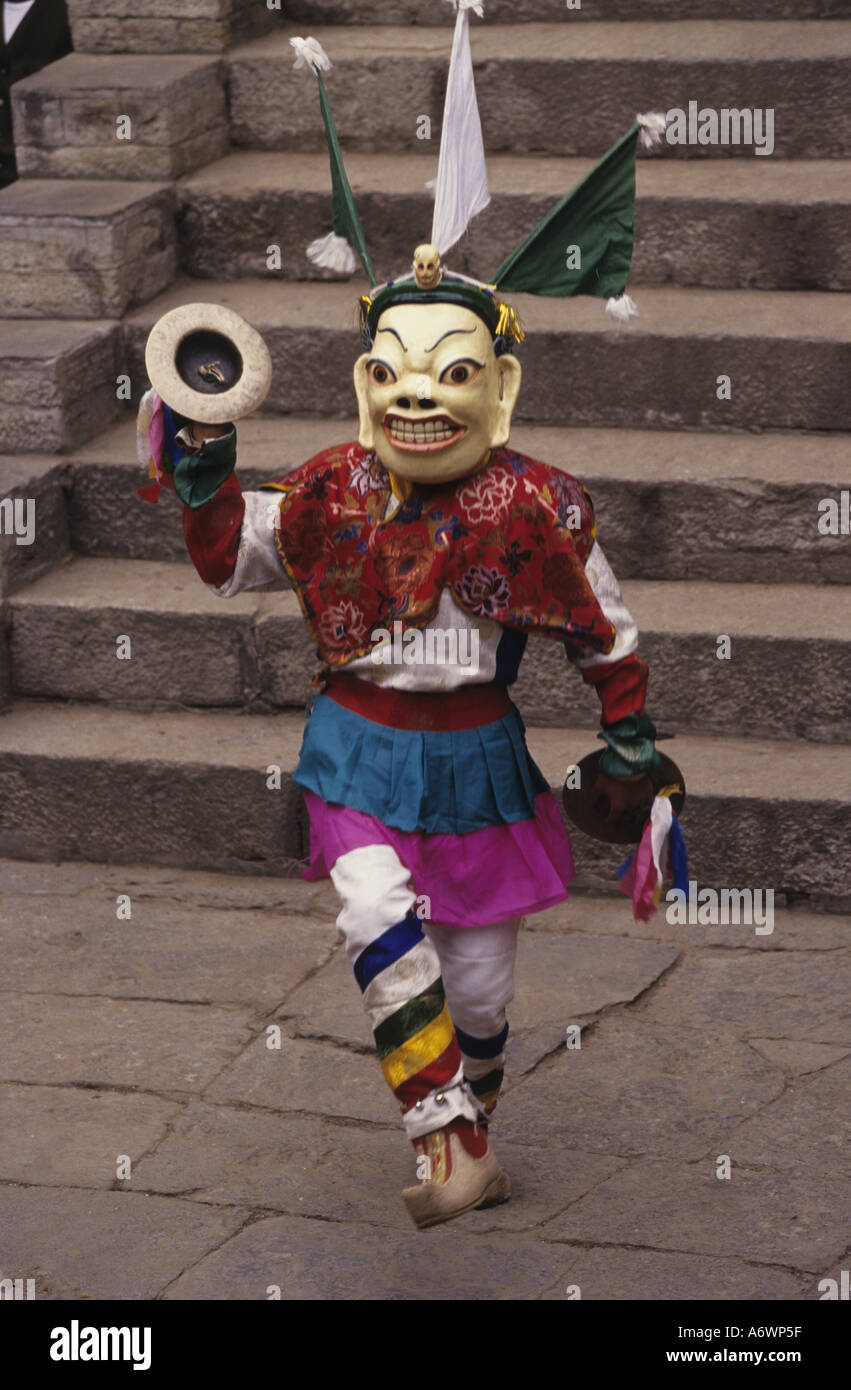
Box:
271;441;617;668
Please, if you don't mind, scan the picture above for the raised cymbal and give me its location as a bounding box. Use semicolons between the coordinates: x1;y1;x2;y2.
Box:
145;302;272;423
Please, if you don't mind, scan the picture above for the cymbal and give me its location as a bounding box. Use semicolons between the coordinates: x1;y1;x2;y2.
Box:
145;302;272;423
562;748;686;845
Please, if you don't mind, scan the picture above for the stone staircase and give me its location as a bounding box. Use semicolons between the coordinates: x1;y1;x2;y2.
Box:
1;3;849;913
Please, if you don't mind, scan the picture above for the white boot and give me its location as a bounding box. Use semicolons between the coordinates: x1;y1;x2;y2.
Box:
402;1118;511;1230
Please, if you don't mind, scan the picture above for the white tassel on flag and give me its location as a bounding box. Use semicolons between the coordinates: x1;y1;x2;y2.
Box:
290;36;332;75
307;231;357;274
291;38;360;276
636;111;667;151
430;1;490;256
606;292;639;323
648;793;673;890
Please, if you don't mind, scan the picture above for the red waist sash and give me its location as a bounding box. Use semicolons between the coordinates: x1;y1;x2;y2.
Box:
322;673;513;732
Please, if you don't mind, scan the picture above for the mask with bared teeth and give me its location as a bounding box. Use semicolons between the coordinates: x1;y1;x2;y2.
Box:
354;267;523;486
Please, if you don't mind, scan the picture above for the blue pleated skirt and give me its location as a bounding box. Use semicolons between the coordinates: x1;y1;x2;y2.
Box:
294;692;551;836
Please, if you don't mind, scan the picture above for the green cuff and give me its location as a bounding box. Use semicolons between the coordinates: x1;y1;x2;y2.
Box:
173;427;237;509
597;713;660;778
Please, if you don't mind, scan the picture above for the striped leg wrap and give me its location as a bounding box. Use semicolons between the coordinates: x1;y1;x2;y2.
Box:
455;1023;509;1115
331;845;479;1138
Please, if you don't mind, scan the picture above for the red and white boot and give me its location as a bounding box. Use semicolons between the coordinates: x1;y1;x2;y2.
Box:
402;1117;511;1230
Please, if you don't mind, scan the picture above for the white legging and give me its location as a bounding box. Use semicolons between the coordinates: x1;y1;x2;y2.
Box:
423;916;520;1086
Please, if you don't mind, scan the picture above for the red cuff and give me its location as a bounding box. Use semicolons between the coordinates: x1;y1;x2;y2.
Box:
581;653;648;723
182;471;245;587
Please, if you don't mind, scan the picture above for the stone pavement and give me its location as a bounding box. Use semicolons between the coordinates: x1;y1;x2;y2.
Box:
1;857;847;1301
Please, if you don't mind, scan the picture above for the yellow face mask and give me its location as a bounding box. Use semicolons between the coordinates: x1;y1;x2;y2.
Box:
353;303;522;485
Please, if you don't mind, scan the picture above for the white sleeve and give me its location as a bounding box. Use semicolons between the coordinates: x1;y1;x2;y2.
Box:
211;489;289;598
571;541;639;668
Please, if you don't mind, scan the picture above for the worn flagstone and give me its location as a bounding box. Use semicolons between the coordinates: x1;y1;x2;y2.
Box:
447;1143;629;1235
538;1246;808;1301
98;861;339;917
277;948;378;1050
0;1185;249;1300
498;1014;785;1158
506;931;679;1072
0;851;843;1296
129;1101;414;1228
637;949;851;1043
541;1160;850;1270
0;993;255;1092
747;1037;850;1076
725;1057;851;1177
0;857;104;897
0;1083;180;1188
206;1030;402;1126
161;1210;583;1301
0;891;338;1008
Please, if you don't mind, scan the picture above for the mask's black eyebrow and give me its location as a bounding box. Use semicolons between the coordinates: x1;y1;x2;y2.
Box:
376;326;407;350
426;326;478;353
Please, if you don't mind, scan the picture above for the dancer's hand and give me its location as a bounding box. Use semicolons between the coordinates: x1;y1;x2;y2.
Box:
592;770;654;826
187;420;231;449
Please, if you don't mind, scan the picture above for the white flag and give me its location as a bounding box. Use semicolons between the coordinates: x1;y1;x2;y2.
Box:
430;2;490;256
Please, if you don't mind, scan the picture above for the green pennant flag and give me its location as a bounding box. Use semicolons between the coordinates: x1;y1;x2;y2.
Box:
492;124;640;300
317;73;376;285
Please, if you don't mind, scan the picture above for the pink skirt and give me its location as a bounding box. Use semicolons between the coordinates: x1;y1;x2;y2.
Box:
301;788;574;927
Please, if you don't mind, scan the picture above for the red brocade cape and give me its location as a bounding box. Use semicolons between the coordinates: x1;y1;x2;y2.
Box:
265;442;617;669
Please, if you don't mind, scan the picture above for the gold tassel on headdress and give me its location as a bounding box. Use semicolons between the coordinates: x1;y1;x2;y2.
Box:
358;294;374;347
495;299;525;346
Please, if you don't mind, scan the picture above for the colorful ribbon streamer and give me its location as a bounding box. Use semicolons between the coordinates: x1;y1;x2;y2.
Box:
618;793;689;922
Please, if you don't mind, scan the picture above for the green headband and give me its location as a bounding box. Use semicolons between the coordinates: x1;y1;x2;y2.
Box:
359;277;524;355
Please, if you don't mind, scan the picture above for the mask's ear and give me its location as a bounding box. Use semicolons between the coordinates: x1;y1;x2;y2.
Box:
490;354;522;449
353;353;375;449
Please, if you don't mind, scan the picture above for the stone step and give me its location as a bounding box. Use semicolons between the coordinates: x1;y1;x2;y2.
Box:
0;320;124;454
7;556;851;745
67;0;277;55
0;455;72;706
0;180;177;319
178;152;851;293
62;418;851;585
0;466;69;738
285;2;848;22
228;22;851;158
11;53;228;181
0;619;8;712
0;700;846;909
123;278;851;433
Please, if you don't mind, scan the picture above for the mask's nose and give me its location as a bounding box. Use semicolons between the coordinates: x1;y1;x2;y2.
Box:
395;393;437;411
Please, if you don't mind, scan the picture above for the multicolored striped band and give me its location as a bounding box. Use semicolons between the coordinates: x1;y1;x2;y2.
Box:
352;909;464;1108
455;1022;509;1059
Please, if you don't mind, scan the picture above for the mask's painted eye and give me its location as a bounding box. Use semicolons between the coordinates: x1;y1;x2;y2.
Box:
440;360;480;386
367;360;396;386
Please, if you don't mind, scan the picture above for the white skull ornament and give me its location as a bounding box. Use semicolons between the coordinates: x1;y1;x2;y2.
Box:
412;244;442;290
